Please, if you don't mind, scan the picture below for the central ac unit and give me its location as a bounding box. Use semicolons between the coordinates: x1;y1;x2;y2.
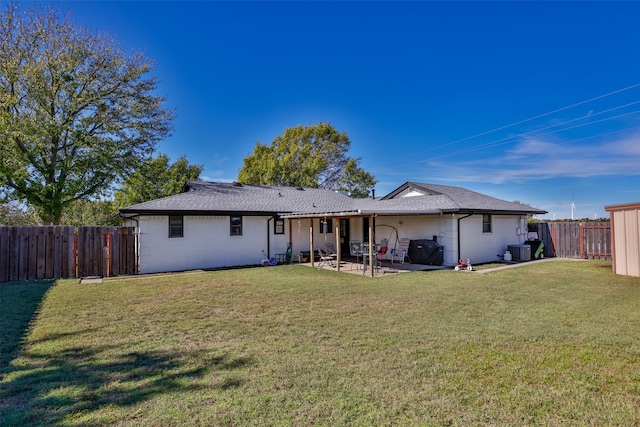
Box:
508;244;531;262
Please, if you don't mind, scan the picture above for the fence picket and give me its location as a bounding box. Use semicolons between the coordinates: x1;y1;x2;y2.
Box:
27;227;37;281
18;227;29;281
9;227;19;281
45;227;54;279
0;227;8;283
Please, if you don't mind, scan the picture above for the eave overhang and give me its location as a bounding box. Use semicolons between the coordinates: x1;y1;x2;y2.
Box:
118;209;283;217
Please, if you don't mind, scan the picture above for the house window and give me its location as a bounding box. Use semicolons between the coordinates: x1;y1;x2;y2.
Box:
274;218;285;235
230;216;243;236
169;215;183;238
482;214;492;233
321;218;333;234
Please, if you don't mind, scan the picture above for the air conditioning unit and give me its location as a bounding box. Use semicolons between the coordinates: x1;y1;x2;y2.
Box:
508;244;531;262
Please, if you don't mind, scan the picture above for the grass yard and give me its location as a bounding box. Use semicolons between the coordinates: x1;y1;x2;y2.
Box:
1;261;640;426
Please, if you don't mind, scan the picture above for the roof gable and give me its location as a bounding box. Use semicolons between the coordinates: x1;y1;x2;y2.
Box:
382;182;443;199
377;181;546;215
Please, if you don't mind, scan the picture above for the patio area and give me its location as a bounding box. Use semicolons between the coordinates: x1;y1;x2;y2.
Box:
298;257;448;276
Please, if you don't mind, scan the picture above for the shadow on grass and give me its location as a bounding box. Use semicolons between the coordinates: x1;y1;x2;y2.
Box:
0;280;56;372
1;340;254;425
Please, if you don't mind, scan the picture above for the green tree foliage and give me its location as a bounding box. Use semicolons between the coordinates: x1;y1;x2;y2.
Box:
0;203;37;225
238;122;376;197
0;3;174;224
114;154;202;208
59;199;120;226
338;158;377;199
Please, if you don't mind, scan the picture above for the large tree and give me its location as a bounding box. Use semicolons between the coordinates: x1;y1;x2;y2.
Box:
114;154;203;208
0;3;173;224
238;122;376;197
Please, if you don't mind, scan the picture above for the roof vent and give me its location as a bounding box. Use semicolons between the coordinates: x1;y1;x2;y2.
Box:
296;186;304;191
232;182;243;187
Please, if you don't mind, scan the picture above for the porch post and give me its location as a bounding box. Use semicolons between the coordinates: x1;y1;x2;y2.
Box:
335;219;341;272
368;215;374;277
309;219;314;267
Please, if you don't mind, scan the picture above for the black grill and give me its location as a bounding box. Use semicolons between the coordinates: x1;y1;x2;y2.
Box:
408;239;444;265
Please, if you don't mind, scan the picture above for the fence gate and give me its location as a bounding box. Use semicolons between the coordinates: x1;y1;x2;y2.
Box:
529;222;611;260
579;224;612;260
0;226;138;283
75;226;138;278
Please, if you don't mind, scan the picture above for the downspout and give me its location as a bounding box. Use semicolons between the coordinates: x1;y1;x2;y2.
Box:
457;213;473;262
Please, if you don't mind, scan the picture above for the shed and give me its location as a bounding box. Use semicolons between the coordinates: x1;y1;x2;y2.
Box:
605;202;640;277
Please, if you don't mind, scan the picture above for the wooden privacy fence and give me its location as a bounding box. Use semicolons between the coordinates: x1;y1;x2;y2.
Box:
0;226;138;283
76;226;137;278
529;222;611;260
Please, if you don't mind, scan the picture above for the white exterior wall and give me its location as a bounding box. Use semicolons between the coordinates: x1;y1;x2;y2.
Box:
288;218;351;256
127;213;530;274
375;215;456;265
134;215;290;274
457;214;527;264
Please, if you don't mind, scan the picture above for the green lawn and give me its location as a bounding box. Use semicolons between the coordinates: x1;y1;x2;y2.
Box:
2;261;639;426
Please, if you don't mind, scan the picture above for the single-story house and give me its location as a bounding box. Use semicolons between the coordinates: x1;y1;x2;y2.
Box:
118;181;546;275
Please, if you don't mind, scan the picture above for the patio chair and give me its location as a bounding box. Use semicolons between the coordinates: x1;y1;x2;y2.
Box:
350;241;363;266
317;247;336;268
391;237;411;264
325;242;338;258
326;242;345;267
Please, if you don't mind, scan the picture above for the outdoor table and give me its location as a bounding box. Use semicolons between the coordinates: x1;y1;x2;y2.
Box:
362;251;378;273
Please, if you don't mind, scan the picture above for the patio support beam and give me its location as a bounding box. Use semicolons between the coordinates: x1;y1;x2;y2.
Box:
368;215;374;277
335;219;341;272
310;219;315;267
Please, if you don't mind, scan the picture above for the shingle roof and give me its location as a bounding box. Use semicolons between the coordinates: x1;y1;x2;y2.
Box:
380;182;547;214
118;181;356;215
118;180;546;217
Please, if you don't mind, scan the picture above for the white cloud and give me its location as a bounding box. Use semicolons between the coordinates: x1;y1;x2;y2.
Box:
211;154;229;166
201;173;233;183
421;130;640;184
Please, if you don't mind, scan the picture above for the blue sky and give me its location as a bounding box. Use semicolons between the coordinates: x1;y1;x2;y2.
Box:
38;1;640;218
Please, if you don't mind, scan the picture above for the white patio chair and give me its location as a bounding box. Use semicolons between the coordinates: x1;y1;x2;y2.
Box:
391;238;411;264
